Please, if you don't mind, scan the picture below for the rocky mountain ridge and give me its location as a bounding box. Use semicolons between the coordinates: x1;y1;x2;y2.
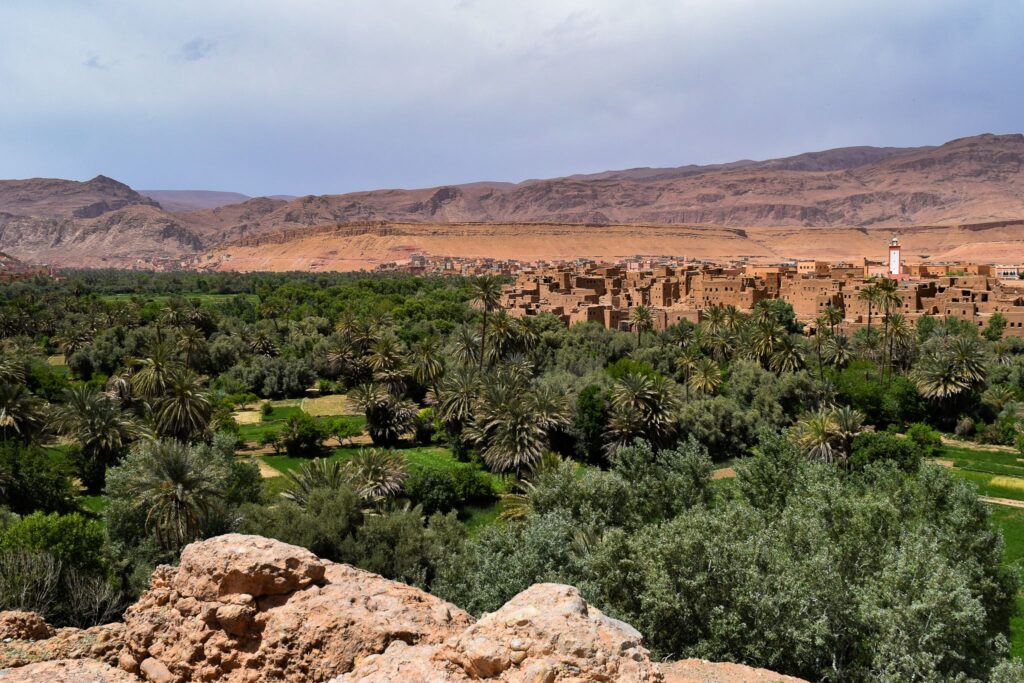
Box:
1;133;1022;267
0;534;805;682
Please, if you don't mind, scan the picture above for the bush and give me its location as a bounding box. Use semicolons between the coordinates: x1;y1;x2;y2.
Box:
955;416;976;438
280;413;327;456
403;465;496;515
905;422;943;459
258;430;282;454
849;432;923;472
0;512;106;575
260;401;274;416
0;444;78;515
412;408;436;446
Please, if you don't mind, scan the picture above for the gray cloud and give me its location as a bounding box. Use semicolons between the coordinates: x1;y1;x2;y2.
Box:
179;36;215;62
0;0;1021;197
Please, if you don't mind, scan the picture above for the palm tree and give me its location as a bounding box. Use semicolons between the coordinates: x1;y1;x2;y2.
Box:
747;319;785;367
769;335;806;374
343;448;408;504
911;336;987;406
792;408;841;464
687;357;722;395
367;334;408;395
409;337;444;395
125;439;221;552
0;355;25;385
50;385;146;492
281;457;348;507
474;397;548;475
435;367;481;432
823;335;852;370
700;306;727;337
675;346;702;398
629;305;654;347
154;370;212;442
348;382;416;446
451;326;481;367
0;381;47;443
821;304;843;337
884;312;914;377
471;275;503;369
131;340;183;400
605;372;680;453
876;279;902;381
858;282;881;331
176;326;206;371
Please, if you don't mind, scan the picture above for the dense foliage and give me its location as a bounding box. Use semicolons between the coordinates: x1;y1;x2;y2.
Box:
1;270;1023;680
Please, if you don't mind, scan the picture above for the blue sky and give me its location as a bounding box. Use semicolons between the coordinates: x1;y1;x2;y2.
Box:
0;0;1022;196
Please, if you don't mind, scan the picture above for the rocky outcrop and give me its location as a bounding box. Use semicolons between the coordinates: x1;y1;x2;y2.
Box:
118;534;473;682
0;621;124;670
0;534;805;683
334;583;663;682
0;612;53;641
0;659;140;682
659;659;809;682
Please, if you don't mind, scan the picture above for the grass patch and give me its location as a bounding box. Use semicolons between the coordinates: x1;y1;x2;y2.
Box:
80;495;108;515
46;354;65;366
99;293;260;307
952;470;1024;502
462;505;501;537
943;444;1024;479
302;394;356;417
986;505;1024;658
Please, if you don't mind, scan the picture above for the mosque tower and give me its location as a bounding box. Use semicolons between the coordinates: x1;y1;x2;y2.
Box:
888;235;901;277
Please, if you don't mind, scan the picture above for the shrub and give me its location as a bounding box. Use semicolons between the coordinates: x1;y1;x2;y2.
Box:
404;465;496;515
0;512;106;575
849;432;923;472
280;413;327;456
413;408;436;446
261;401;274;417
955;416;976;438
0;444;78;515
258;430;282;454
905;422;943;459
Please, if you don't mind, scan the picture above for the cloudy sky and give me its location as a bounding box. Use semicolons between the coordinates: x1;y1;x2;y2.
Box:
1;0;1021;196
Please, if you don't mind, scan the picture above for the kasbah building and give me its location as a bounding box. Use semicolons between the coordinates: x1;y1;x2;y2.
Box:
499;236;1024;339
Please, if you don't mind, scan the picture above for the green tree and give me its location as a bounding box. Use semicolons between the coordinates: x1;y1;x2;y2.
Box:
629;304;654;348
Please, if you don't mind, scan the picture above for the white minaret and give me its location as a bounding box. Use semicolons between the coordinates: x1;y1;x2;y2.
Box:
888;236;901;277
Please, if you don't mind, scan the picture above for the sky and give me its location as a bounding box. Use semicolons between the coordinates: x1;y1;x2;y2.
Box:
1;0;1022;197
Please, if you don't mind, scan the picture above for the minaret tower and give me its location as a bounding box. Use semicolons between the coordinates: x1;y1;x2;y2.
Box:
888;235;901;277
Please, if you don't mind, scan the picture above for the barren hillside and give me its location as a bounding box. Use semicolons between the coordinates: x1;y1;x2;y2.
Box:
2;133;1023;267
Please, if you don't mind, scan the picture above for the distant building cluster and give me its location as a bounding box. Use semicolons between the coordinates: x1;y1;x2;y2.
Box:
484;239;1024;338
0;251;53;282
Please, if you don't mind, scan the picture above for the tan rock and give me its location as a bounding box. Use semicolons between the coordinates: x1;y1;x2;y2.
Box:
0;623;124;670
0;611;54;641
336;583;664;682
0;658;141;682
659;659;810;683
119;534;472;682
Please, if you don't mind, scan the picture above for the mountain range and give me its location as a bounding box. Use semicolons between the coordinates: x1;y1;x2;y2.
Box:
1;133;1023;268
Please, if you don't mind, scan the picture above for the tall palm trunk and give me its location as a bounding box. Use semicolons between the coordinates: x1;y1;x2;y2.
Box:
479;308;488;370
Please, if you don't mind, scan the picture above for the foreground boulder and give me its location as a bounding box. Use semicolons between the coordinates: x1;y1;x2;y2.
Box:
0;618;124;670
660;659;809;682
118;534;473;682
1;534;806;682
335;583;663;682
0;659;140;682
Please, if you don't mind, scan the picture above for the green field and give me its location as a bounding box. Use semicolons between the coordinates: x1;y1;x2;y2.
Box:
986;506;1024;659
235;405;365;444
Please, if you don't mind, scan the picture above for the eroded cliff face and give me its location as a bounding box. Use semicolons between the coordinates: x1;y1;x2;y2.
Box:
0;534;804;683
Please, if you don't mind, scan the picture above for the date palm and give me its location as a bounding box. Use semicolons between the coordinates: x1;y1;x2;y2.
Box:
348;382;416;446
131;340;183;400
343;448;408;504
125;439;221;552
858;282;881;331
367;334;408;395
176;325;206;371
605;372;679;453
0;381;47;443
0;355;25;385
823;334;852;370
769;335;806;374
155;370;212;442
687;357;722;395
792;407;842;464
629;305;654;348
451;326;481;367
435;367;481;434
409;337;445;393
282;457;348;507
911;336;987;403
50;385;146;491
471;275;503;369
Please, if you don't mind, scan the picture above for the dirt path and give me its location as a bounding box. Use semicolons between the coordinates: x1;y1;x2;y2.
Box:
980;496;1024;509
940;436;1016;453
711;467;735;480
